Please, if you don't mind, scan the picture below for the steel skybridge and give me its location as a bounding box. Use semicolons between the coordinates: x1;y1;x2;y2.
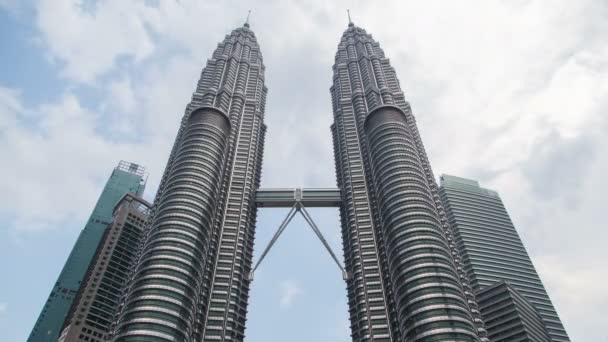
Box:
251;188;347;281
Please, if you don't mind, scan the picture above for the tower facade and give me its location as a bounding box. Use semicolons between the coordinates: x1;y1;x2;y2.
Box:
112;22;266;341
330;23;486;341
439;175;570;341
28;161;146;342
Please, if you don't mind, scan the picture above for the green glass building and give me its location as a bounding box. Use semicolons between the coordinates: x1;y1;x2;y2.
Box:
28;161;146;342
439;174;569;341
58;193;152;342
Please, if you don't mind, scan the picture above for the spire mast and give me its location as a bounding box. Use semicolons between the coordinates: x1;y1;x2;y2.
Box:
347;9;354;27
244;10;251;27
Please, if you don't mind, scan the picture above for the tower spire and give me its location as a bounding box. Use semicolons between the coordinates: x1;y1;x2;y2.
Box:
347;9;353;26
244;10;251;28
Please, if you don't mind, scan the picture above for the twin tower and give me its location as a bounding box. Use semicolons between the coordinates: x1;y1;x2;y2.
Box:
111;21;489;342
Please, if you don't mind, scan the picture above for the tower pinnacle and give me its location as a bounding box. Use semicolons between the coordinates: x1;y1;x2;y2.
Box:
347;9;353;27
244;10;251;27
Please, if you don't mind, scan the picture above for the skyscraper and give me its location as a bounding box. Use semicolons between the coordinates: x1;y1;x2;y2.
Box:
28;161;146;342
58;194;152;342
439;174;570;341
112;20;266;341
110;19;493;342
330;21;486;341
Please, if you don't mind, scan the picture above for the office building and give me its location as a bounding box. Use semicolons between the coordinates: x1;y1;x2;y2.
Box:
58;194;152;342
477;281;551;341
439;174;570;341
28;161;146;342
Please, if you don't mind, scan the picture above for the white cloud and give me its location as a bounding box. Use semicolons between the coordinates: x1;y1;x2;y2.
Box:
35;0;156;82
279;280;302;309
106;77;136;114
0;89;108;231
0;87;161;233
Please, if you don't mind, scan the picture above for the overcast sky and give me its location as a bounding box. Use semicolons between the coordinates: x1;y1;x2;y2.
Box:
0;0;606;341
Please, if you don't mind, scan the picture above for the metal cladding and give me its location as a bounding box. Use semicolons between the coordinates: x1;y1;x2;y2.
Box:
330;24;486;341
113;23;267;342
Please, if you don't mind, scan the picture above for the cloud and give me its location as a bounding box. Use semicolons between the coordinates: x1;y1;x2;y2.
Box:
35;0;156;82
0;88;115;232
0;302;6;317
534;242;608;341
0;86;166;233
279;280;302;309
106;77;136;114
522;130;595;204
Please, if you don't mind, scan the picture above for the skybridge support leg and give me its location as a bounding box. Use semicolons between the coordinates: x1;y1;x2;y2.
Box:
299;205;351;281
249;204;298;281
249;202;351;282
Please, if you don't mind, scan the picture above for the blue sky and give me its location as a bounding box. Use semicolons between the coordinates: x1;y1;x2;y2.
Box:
1;1;607;341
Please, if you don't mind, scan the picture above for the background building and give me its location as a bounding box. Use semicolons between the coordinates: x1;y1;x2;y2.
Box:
477;280;551;341
28;161;146;342
439;174;570;341
58;194;152;342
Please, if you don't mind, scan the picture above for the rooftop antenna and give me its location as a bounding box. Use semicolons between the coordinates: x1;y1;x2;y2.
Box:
347;9;353;26
244;10;251;27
